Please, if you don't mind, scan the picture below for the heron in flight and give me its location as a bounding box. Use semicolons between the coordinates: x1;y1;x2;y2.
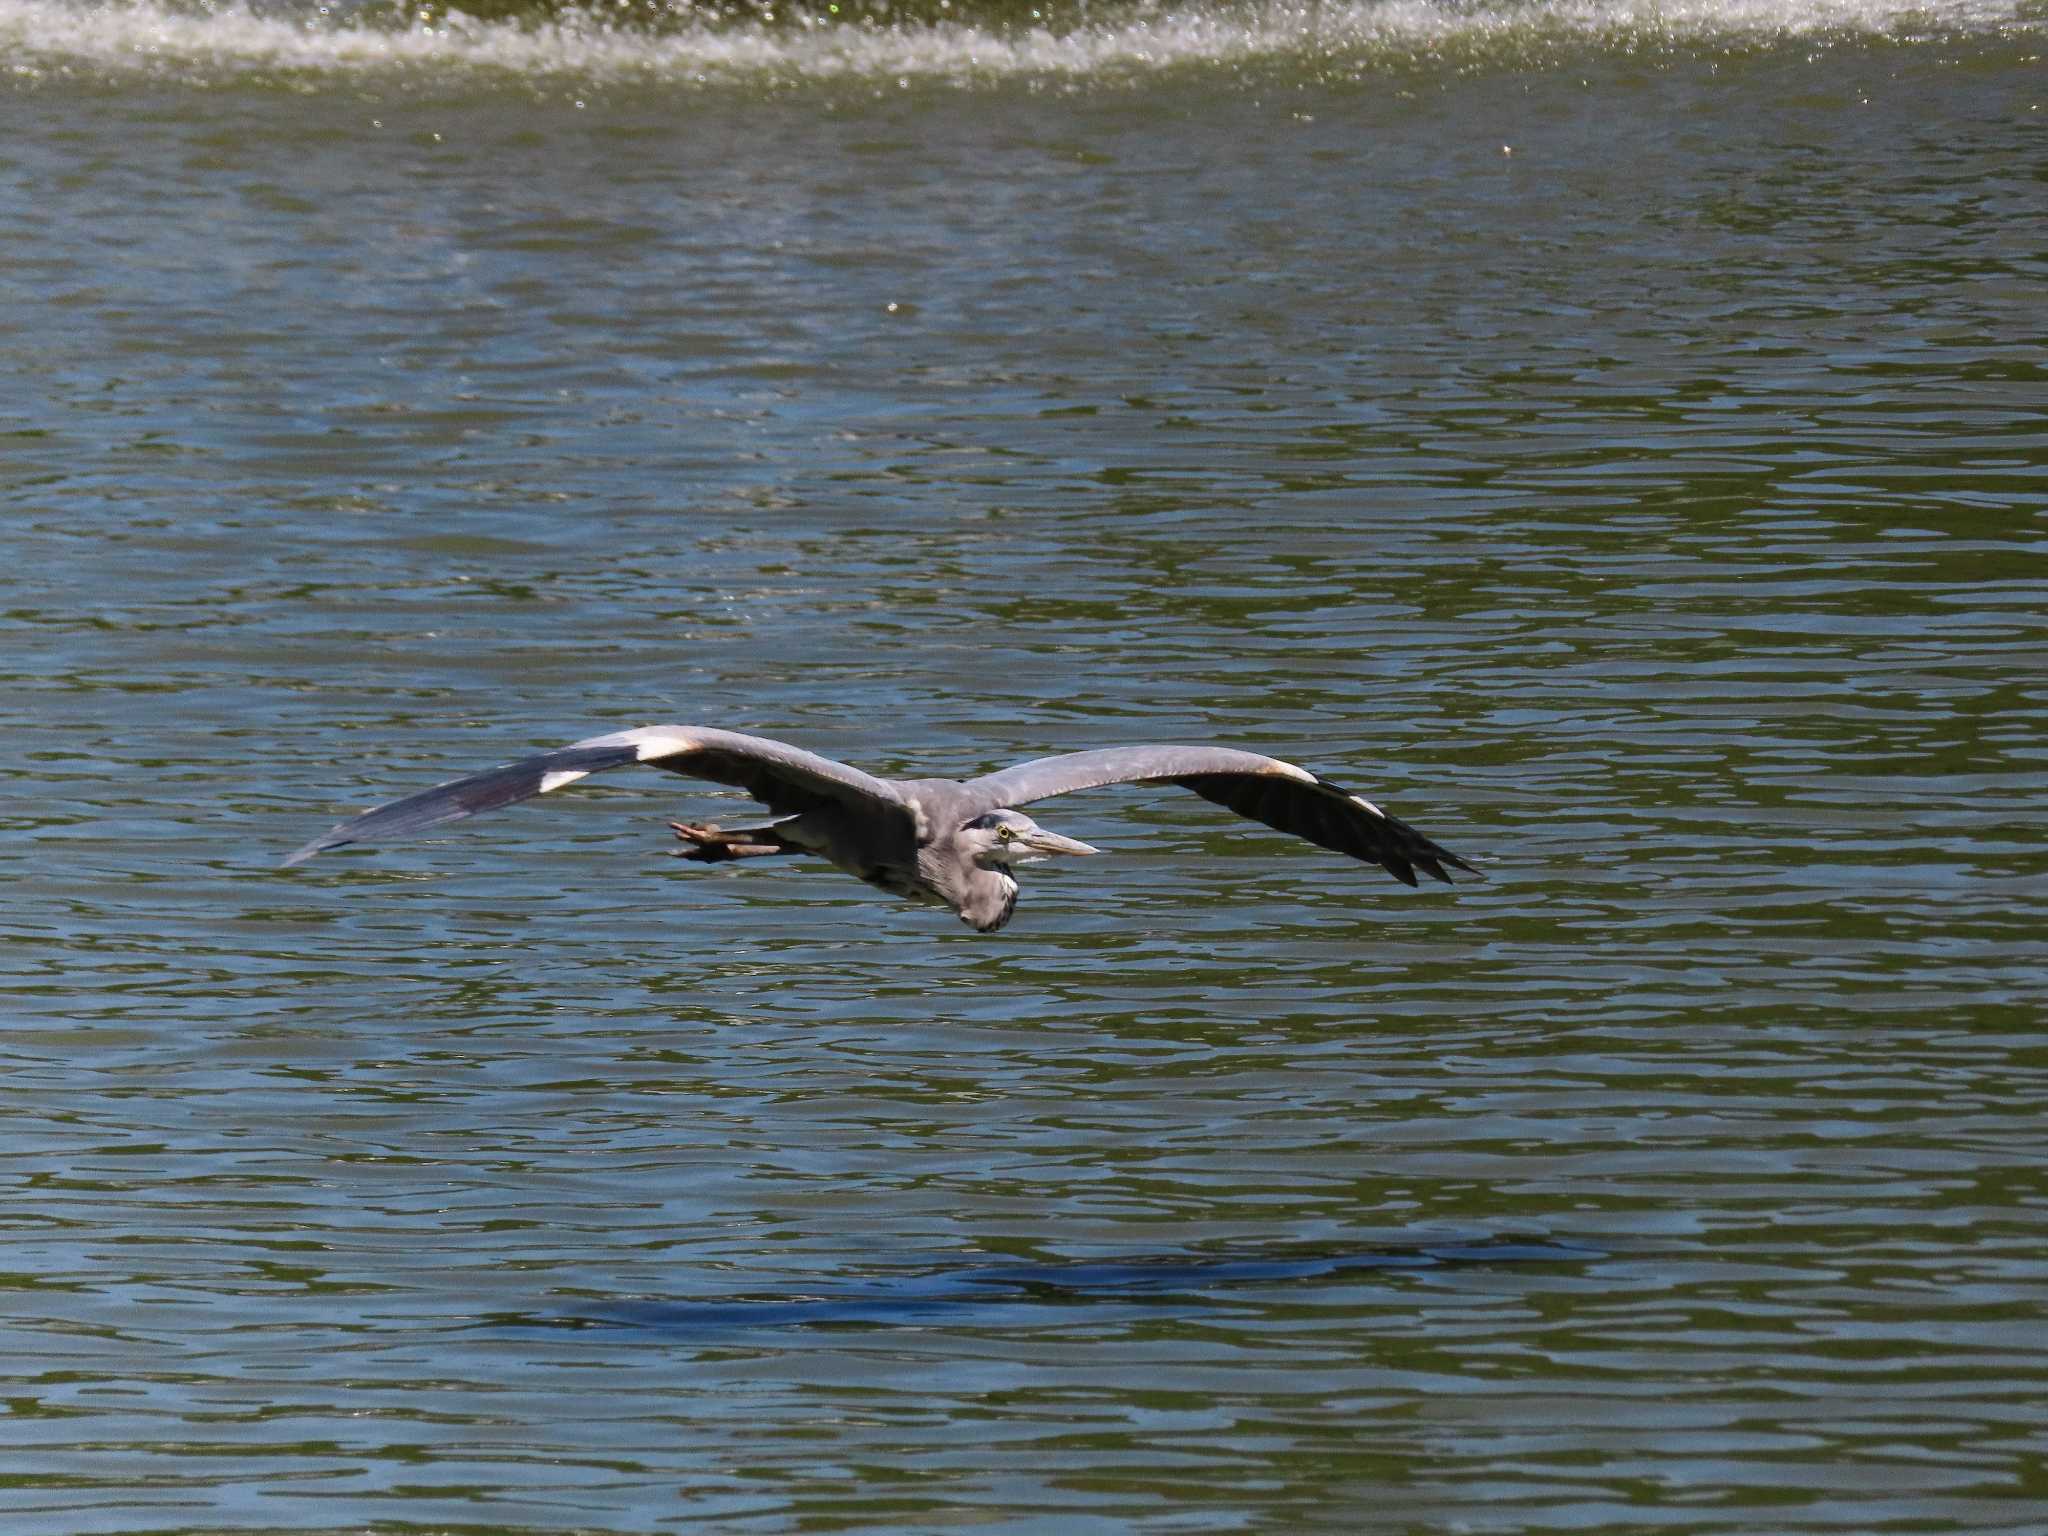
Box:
286;727;1480;931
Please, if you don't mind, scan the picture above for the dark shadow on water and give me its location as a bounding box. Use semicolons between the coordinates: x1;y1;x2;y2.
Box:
509;1236;1598;1335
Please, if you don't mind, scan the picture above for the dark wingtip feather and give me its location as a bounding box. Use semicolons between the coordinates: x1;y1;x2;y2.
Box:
1433;838;1485;881
1172;769;1481;892
282;741;644;869
1374;806;1480;889
1412;845;1482;886
280;835;341;869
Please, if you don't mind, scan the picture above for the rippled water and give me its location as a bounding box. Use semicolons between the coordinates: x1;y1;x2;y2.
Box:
4;2;2046;1530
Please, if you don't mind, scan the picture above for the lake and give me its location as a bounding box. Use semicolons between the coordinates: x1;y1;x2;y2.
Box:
4;0;2045;1529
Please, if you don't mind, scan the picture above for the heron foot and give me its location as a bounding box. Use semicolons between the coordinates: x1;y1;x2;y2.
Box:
667;821;790;863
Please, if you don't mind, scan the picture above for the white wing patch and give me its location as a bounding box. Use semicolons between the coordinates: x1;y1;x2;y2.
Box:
539;769;590;794
1266;760;1318;784
1350;793;1386;818
570;726;697;762
633;732;695;762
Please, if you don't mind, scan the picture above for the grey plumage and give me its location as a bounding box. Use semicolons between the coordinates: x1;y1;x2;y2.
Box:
285;726;1479;932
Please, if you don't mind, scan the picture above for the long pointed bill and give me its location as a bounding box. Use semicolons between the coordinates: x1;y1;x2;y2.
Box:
1020;828;1099;858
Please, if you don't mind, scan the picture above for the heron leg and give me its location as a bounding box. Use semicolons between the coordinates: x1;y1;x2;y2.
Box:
667;820;798;863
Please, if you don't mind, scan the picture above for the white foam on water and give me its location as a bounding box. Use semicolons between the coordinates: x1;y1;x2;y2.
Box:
0;0;2034;86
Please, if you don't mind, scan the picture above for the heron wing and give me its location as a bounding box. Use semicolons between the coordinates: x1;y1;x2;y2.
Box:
964;745;1479;888
284;726;909;866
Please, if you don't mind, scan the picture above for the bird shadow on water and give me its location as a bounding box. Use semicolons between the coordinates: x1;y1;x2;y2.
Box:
503;1236;1599;1337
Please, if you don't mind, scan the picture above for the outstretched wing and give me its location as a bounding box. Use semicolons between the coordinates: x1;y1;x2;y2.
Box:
965;745;1479;888
284;726;909;867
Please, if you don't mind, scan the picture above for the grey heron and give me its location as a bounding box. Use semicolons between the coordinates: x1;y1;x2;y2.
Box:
285;727;1480;931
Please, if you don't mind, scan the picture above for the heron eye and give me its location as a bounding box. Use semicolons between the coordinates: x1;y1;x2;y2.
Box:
997;826;1015;842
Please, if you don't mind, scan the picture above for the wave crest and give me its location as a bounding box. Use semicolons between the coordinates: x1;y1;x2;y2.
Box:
2;0;2036;86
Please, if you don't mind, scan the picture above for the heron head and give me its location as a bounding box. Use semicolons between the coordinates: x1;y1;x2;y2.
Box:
961;810;1099;869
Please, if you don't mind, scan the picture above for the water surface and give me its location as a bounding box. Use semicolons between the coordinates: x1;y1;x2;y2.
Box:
3;3;2046;1530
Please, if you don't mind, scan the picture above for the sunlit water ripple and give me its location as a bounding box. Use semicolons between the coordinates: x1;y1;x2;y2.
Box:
3;6;2045;1531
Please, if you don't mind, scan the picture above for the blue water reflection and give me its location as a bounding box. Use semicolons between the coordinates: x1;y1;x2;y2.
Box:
560;1240;1600;1331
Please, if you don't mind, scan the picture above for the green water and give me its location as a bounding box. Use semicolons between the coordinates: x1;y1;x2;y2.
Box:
3;9;2045;1531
